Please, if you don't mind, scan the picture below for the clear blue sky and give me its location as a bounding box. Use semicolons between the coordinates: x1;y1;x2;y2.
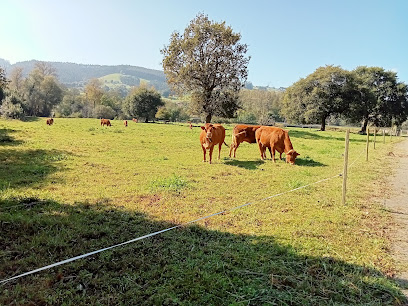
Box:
1;0;407;87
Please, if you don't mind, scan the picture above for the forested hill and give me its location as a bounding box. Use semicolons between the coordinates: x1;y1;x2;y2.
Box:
0;58;169;93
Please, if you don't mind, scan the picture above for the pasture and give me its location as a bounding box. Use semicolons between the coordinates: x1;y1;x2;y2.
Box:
0;117;405;304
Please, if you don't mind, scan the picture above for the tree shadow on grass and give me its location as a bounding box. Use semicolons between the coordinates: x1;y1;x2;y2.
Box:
0;129;24;146
224;159;265;170
0;198;405;305
0;148;70;189
22;116;41;122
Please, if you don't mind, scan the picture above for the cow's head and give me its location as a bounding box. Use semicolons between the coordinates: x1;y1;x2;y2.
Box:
286;149;300;165
201;124;215;148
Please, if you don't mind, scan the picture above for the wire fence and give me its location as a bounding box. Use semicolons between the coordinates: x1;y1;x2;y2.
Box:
0;132;398;285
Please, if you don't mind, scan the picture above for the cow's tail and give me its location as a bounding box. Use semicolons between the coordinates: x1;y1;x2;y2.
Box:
223;141;229;148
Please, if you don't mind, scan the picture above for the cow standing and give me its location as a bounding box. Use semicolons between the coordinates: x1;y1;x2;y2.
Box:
46;118;54;125
229;124;261;158
124;120;128;127
200;123;228;164
255;126;300;164
101;119;111;126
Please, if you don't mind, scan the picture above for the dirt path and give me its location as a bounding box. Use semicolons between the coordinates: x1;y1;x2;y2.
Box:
385;138;408;298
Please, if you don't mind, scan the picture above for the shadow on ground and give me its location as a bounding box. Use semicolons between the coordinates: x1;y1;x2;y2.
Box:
224;159;265;170
0;129;24;146
0;148;70;188
0;198;405;305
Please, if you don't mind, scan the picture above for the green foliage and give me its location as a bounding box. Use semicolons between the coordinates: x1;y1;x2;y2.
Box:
282;65;354;131
123;86;164;122
93;105;116;119
22;63;64;117
161;13;250;122
0;91;24;119
350;66;408;131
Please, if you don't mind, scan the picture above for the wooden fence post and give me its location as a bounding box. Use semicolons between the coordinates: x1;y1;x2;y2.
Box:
373;126;376;149
383;129;385;144
342;130;350;205
366;126;369;161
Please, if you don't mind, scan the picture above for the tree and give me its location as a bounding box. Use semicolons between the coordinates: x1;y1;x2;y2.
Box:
122;86;164;122
350;66;408;132
161;13;250;123
85;78;104;109
23;68;63;117
0;67;9;102
282;65;354;131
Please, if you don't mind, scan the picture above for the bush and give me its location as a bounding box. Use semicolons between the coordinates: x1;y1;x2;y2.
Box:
0;95;24;119
93;105;116;119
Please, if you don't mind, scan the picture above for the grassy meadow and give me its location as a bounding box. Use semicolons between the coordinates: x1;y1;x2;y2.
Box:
0;117;406;304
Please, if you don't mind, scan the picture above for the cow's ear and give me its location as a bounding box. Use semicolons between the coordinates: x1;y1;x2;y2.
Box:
201;126;206;130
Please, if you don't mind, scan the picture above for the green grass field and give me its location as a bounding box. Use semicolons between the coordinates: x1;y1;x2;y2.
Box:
0;117;406;304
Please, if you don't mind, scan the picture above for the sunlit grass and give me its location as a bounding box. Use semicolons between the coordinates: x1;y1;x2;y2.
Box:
0;117;405;304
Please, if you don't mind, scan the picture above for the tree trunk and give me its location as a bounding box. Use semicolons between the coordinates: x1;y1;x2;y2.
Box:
320;115;326;131
205;113;212;123
360;118;368;134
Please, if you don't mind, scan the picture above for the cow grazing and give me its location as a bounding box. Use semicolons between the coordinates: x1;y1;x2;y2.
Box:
46;118;54;125
124;120;128;127
132;118;138;123
200;123;228;164
229;124;261;158
255;126;300;164
100;118;111;127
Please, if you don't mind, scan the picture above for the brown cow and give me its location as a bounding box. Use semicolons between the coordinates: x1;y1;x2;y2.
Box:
229;124;261;158
46;118;54;125
255;126;300;164
200;123;228;164
132;118;138;123
124;120;128;127
101;118;111;126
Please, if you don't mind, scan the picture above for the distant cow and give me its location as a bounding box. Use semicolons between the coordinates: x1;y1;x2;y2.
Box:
124;120;128;127
188;121;192;129
132;118;138;123
101;118;111;127
200;123;228;164
46;118;54;125
255;126;300;164
229;124;261;158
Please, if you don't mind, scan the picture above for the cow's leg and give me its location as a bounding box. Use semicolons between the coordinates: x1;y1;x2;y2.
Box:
272;147;276;163
258;142;264;160
279;152;283;160
268;147;273;160
218;143;222;160
233;142;240;158
202;145;206;162
209;146;214;164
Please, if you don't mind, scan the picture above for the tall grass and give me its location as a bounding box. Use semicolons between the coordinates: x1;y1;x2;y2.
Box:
0;118;405;304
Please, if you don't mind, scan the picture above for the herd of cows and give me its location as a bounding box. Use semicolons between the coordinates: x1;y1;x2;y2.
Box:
200;123;299;164
46;118;300;165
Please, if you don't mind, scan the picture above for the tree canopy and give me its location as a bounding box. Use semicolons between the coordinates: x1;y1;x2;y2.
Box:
161;13;250;123
282;65;354;131
122;86;164;122
349;66;408;132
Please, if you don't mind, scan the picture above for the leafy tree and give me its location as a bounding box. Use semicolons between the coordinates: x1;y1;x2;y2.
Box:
161;13;250;123
239;88;284;124
85;78;104;110
93;105;116;119
23;67;63;116
123;86;164;122
350;66;408;132
8;67;24;93
282;65;354;131
0;91;24;119
0;67;9;101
